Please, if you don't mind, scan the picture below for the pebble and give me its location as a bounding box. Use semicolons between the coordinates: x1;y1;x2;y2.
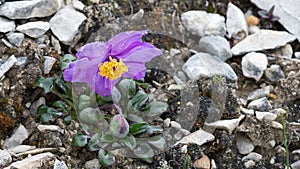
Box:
193;153;210;169
198;36;232;61
244;160;256;168
241;52;268;81
37;124;64;134
30;97;46;114
0;0;61;19
226;2;248;38
16;21;50;38
170;48;181;57
211;159;217;169
242;152;263;161
4;152;55;169
295;52;300;59
248;97;272;111
3;124;30;149
43;56;57;74
72;0;85;11
271;121;283;130
255;111;277;121
232;30;296;55
241;107;255;115
15;57;29;68
6;32;24;47
84;158;101;169
163;118;171;128
54;159;68;169
205;115;245;134
0;55;17;79
265;64;285;82
247;86;270;101
175;129;215;146
0;17;15;33
180;145;188;153
182;53;237;81
51;35;61;54
292;149;300;154
251;0;300;41
236;133;254;154
0;149;12;167
181;10;226;37
278;44;293;58
50;5;87;45
291;161;300;169
170;121;181;130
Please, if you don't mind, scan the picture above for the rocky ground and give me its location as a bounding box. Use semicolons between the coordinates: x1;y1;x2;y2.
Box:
0;0;300;169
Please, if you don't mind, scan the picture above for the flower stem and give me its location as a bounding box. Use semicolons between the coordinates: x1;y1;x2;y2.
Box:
52;90;75;110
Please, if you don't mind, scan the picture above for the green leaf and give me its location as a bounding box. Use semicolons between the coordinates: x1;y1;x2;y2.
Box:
53;100;68;113
78;94;91;111
40;113;55;123
148;136;166;151
117;79;136;99
72;134;88;147
88;133;101;151
79;107;99;125
60;54;76;71
36;104;48;115
129;122;149;135
100;134;116;143
111;88;121;104
109;114;129;138
121;135;136;150
147;101;168;117
64;115;72;125
133;142;154;159
145;126;163;135
55;78;70;94
34;77;54;94
127;90;148;112
98;149;116;166
127;114;144;123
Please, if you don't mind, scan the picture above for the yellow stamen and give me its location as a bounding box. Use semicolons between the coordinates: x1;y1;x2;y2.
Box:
98;56;129;80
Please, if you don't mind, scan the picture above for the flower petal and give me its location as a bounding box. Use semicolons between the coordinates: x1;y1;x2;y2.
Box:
122;62;146;80
108;30;148;56
76;42;110;61
94;75;120;96
117;42;162;62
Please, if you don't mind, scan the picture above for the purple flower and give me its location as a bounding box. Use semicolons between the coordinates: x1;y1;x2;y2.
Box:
63;30;162;96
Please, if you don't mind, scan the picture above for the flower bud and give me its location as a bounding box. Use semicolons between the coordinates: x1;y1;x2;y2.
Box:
109;114;129;138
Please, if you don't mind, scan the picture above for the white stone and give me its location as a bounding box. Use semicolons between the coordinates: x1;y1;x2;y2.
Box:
0;149;12;167
4;152;55;169
0;17;15;33
241;52;268;81
211;159;217;169
278;44;293;58
6;32;24;47
72;0;85;11
242;152;263;161
0;55;17;79
241;107;255;115
0;0;61;19
43;56;56;74
226;3;248;37
291;160;300;169
251;0;300;41
7;145;36;154
236;133;254;154
255;111;277;121
247;86;270;101
163;118;171;128
84;158;101;169
244;160;255;168
3;124;30;149
175;129;215;146
50;5;87;45
37;124;64;134
16;21;50;38
295;52;300;59
170;121;181;130
54;159;68;169
15;57;29;67
248;97;272;111
170;48;181;57
205;115;245;134
181;10;226;37
198;36;232;61
232;30;296;55
271;121;283;129
292;149;300;154
182;53;237;81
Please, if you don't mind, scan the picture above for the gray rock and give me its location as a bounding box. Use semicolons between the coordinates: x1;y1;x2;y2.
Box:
0;17;15;33
4;152;55;169
205;115;245;134
181;10;226;37
50;5;87;45
170;48;181;57
236;133;254;154
255;111;277;121
232;30;296;55
51;35;61;54
175;129;215;146
241;52;268;81
15;57;29;67
54;159;68;169
43;56;56;74
242;152;263;162
198;36;232;61
291;160;300;169
247;86;270;101
30;97;46;114
16;21;50;38
265;64;285;82
6;32;24;47
3;124;30;149
251;0;300;42
84;158;101;169
0;0;61;19
182;53;237;81
248;97;272;111
0;149;12;167
0;55;17;79
226;2;248;38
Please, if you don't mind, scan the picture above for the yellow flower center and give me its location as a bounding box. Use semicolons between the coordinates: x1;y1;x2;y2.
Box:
98;56;129;80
